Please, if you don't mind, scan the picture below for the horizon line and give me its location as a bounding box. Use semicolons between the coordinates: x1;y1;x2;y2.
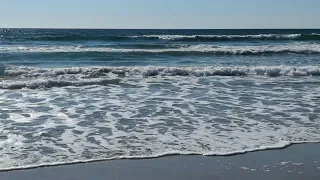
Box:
1;27;320;30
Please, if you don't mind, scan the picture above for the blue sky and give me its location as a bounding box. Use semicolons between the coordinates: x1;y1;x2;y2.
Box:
1;0;319;28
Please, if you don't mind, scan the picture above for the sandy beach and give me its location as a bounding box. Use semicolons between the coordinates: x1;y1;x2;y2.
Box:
0;143;319;180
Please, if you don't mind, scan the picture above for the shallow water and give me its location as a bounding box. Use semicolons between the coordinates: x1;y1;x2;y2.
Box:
0;29;319;170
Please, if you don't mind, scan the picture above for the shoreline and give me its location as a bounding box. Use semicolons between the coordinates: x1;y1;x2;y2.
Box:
0;141;318;173
0;143;319;180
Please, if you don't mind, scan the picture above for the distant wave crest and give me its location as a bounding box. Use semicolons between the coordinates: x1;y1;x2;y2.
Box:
25;33;320;42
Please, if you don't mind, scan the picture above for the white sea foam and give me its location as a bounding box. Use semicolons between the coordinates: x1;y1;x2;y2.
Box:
1;30;320;171
3;65;320;79
1;43;320;54
0;73;319;170
0;141;316;172
0;78;121;89
137;34;303;40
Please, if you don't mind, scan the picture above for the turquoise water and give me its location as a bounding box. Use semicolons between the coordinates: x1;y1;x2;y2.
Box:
0;29;319;170
1;29;320;68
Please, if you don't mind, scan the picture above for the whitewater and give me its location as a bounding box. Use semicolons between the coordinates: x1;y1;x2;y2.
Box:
0;29;319;171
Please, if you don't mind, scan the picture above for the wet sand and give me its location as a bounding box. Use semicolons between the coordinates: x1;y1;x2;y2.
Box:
0;143;319;180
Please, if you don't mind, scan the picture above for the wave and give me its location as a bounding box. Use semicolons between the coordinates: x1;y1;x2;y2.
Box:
79;43;175;49
2;43;320;55
3;65;320;79
0;141;318;172
134;34;308;41
0;78;121;89
27;33;320;42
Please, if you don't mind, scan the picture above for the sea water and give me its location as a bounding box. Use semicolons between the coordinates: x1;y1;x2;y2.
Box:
0;29;319;170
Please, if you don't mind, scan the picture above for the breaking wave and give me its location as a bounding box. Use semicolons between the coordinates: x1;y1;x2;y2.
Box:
2;65;320;79
134;34;320;41
26;33;320;42
2;43;320;55
0;78;121;89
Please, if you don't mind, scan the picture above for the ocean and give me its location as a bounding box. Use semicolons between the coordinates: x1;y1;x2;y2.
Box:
0;29;319;170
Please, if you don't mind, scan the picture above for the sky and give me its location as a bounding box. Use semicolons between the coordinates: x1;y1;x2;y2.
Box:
0;0;319;29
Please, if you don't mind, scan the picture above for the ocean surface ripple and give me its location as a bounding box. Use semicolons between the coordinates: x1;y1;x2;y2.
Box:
0;29;319;170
